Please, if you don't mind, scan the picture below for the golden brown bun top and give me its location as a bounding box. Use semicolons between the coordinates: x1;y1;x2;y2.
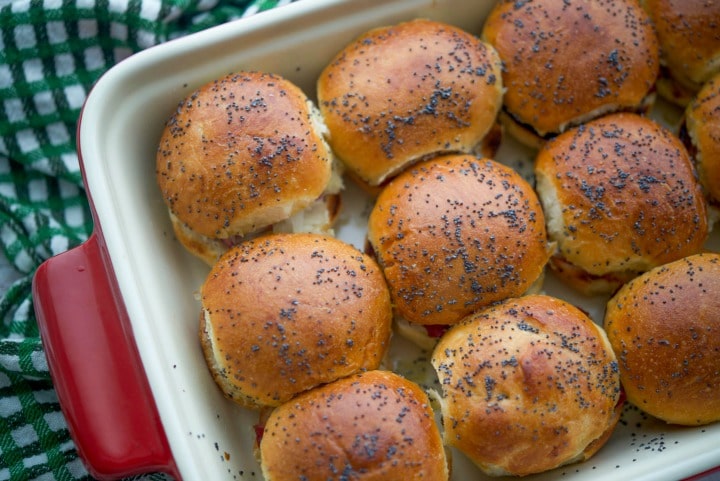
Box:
642;0;720;96
482;0;659;136
431;294;621;476
604;253;720;426
199;233;392;409
367;154;551;326
317;18;503;187
534;112;708;277
156;71;332;239
259;370;448;481
684;72;720;204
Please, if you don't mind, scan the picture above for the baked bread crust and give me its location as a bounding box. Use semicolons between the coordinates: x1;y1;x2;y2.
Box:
367;154;551;326
641;0;720;105
482;0;659;141
684;73;720;205
259;370;449;481
604;253;720;426
317;18;503;187
156;71;334;263
534;112;708;295
431;294;622;476
199;233;393;409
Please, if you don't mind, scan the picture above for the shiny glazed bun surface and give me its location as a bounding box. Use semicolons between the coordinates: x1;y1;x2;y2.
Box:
684;72;720;205
156;71;333;263
604;253;720;426
482;0;659;142
317;18;503;187
534;112;708;295
199;233;392;409
367;154;551;327
431;294;622;477
641;0;720;105
259;370;449;481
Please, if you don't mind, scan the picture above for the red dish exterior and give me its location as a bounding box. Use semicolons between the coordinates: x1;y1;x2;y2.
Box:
33;232;178;479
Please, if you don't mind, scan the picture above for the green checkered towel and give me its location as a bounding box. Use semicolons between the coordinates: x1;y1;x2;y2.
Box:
0;0;293;479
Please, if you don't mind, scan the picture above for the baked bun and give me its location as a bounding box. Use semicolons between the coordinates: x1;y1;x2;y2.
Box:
259;370;449;481
683;72;720;205
431;294;622;477
534;112;709;295
199;233;392;409
156;71;342;265
367;154;552;332
641;0;720;106
482;0;659;148
604;253;720;426
317;18;503;188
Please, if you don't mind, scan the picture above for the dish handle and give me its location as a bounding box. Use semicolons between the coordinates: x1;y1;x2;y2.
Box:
32;233;179;480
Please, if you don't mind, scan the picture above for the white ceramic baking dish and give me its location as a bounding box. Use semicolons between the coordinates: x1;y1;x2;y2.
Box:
32;0;720;479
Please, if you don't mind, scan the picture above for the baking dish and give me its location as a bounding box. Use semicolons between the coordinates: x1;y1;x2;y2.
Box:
31;0;720;479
